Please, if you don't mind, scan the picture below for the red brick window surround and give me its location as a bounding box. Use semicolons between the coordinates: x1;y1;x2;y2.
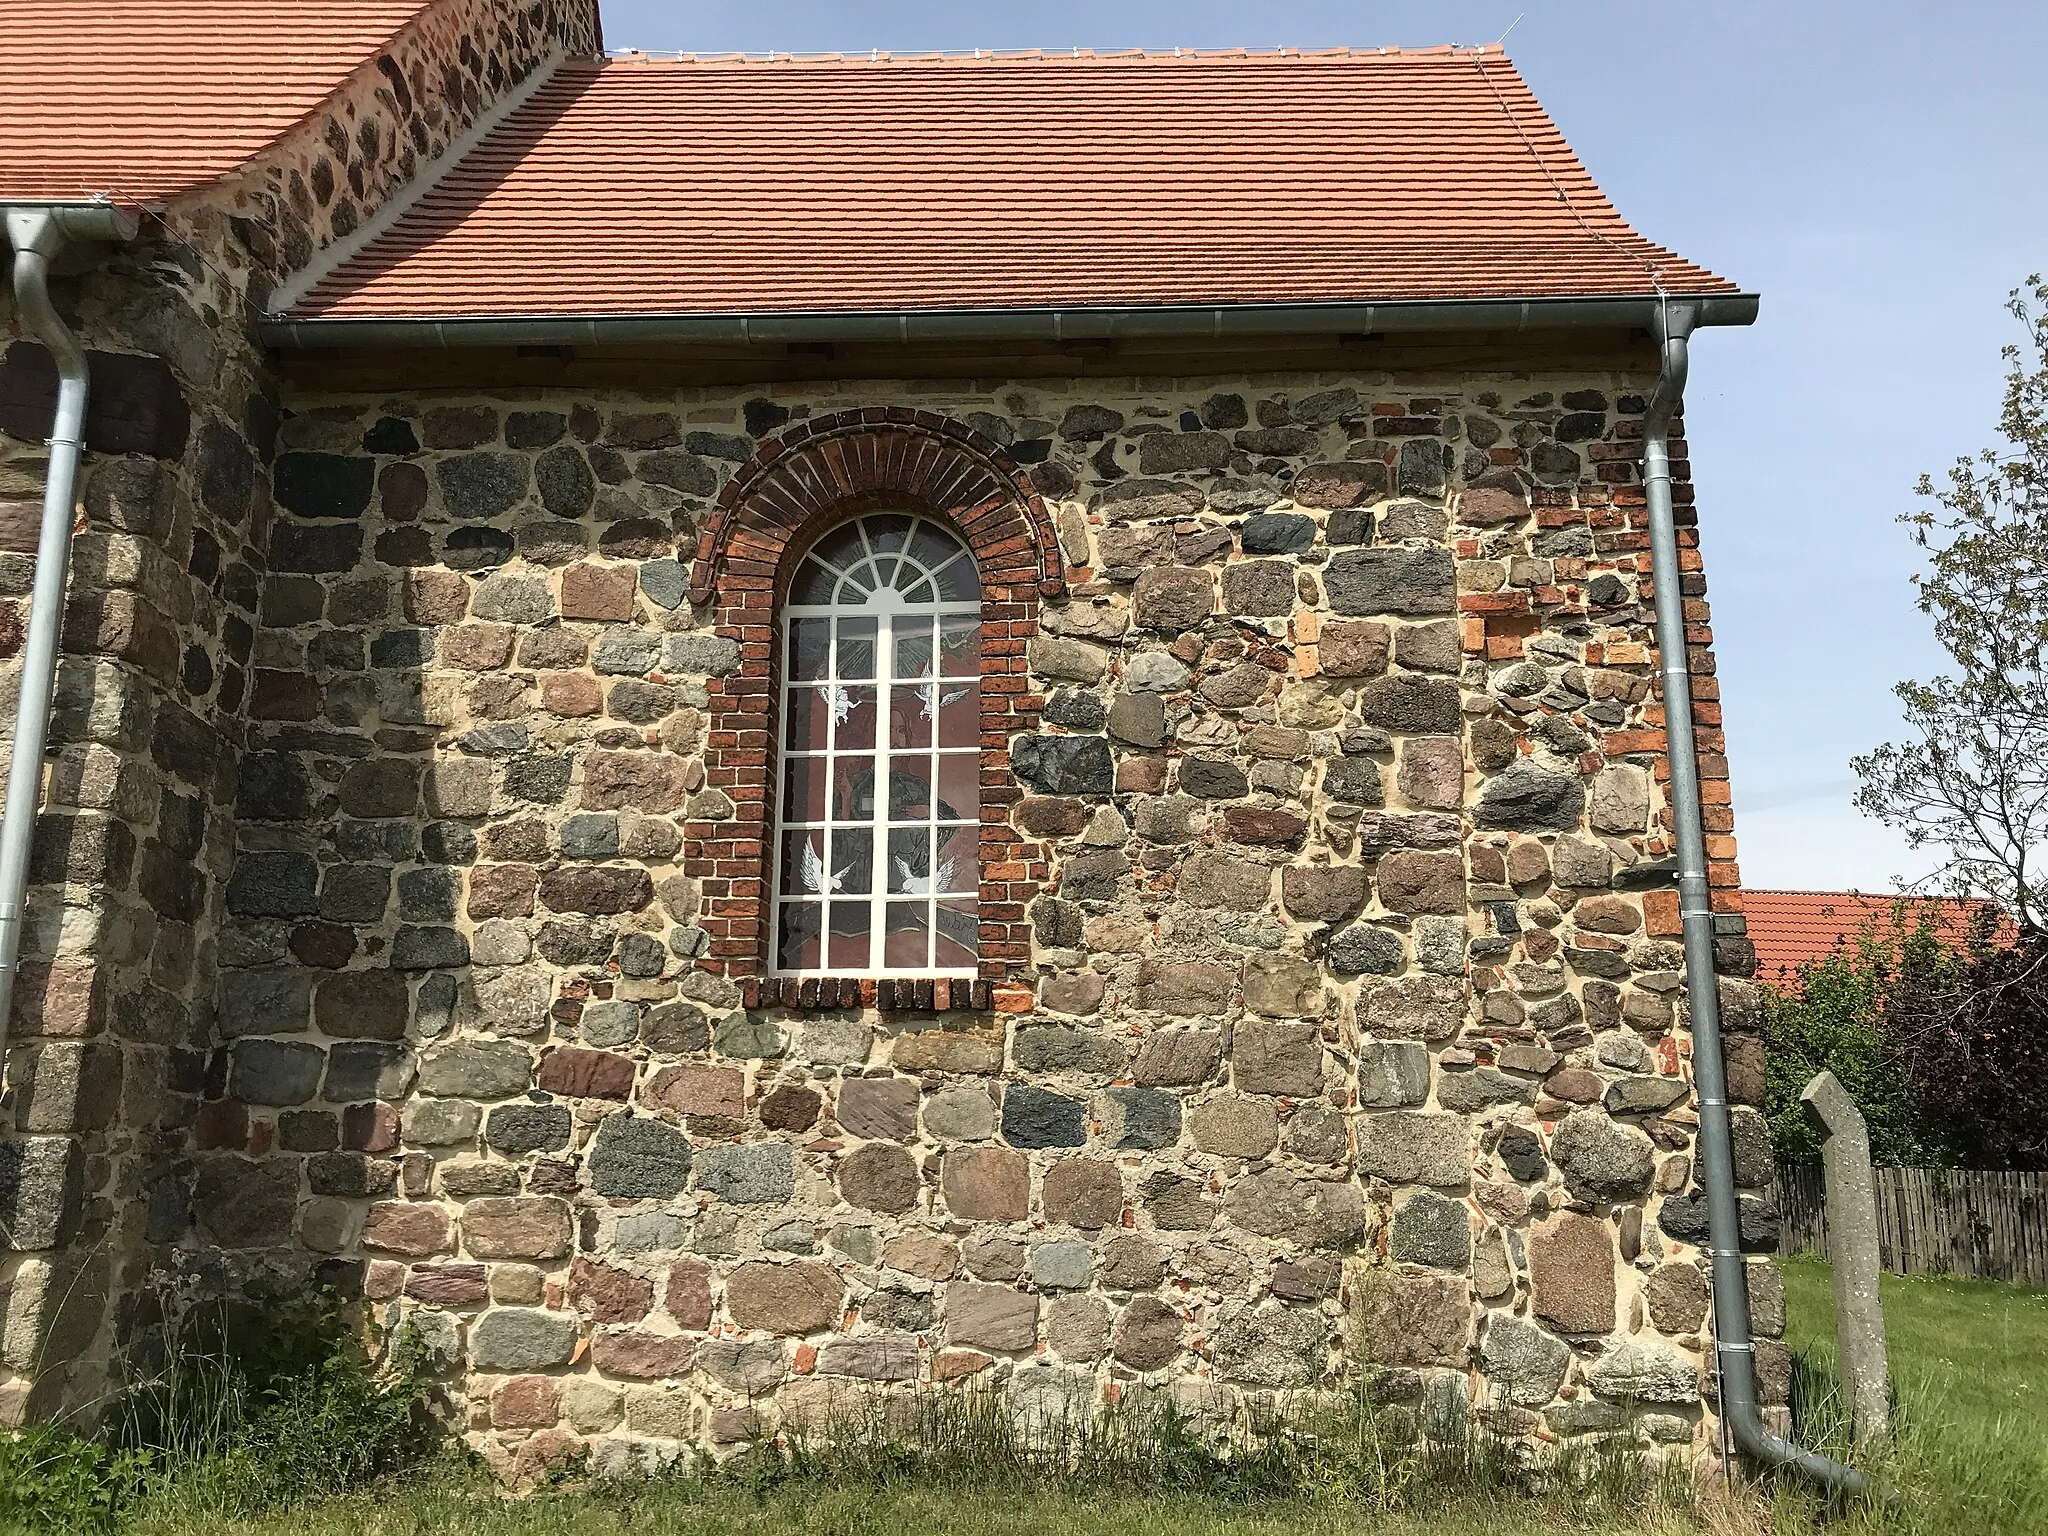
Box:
685;408;1068;1011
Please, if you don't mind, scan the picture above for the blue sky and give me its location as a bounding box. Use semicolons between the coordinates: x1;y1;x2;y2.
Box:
602;2;2048;892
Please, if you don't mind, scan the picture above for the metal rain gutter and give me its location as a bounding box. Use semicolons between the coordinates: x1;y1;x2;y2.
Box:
1640;300;1877;1501
258;292;1761;350
0;200;139;1033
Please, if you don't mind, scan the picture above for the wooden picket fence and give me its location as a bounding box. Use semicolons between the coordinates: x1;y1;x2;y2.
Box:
1773;1162;2048;1287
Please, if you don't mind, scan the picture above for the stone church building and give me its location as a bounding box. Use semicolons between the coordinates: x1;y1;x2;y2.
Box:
0;0;1784;1478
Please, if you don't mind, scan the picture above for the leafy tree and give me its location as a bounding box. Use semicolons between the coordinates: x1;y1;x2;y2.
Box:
1854;276;2048;935
1763;903;1961;1168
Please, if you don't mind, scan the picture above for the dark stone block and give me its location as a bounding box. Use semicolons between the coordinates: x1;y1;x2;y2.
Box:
275;453;375;519
1011;735;1114;796
1180;757;1249;798
1200;393;1249;430
420;821;478;865
222;969;313;1038
505;411;566;449
685;431;753;461
487;1103;574;1154
230;1039;326;1106
1326;507;1373;546
1325;547;1456;616
1059;852;1129;904
1001;1084;1087;1149
1498;1124;1548;1181
638;450;716;495
1240;512;1316;555
195;421;255;522
436;452;529;518
279;1110;339;1152
1326;925;1405;975
0;1137;83;1249
363;416;419;455
323;1041;411;1102
1043;690;1107;731
392;926;468;970
588;1113;691;1198
192;1157;297;1249
1105;1086;1182;1150
1356;675;1462;735
398;866;460;922
743;399;788;437
0;342;189;458
151;702;221;788
506;755;572;804
319;864;391;925
270;522;361;574
369;629;431;668
1397;438;1448;496
1655;1193;1780;1254
227;851;319;917
442;526;513;571
536;444;595;516
1474;761;1586;832
29;813;135;887
1322;757;1384;808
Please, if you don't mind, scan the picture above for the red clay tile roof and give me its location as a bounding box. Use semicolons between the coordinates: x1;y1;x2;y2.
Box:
0;1;433;202
1742;890;2007;985
290;46;1742;321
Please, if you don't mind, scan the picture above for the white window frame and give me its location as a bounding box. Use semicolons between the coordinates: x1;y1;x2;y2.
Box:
771;512;981;978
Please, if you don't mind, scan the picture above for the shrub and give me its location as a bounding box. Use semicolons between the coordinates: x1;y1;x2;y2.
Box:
114;1287;443;1515
0;1422;146;1533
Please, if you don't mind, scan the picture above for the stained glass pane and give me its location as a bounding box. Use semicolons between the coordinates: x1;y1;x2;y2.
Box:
887;827;932;895
833;686;876;751
785;687;830;751
790;616;831;680
827;902;871;969
937;826;979;892
829;828;873;894
935;754;977;821
865;514;913;554
809;523;867;571
889;756;934;818
782;755;826;823
781;829;825;895
891;686;934;750
940;615;980;676
933;555;980;602
836;618;877;679
778;903;822;971
894;616;935;679
933;900;978;968
791;561;836;604
883;902;931;968
831;757;876;822
936;684;978;749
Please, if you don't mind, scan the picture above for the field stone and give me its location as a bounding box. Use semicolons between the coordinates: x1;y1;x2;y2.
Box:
587;1114;692;1198
1102;1086;1183;1149
725;1261;842;1335
838;1144;921;1214
1357;1039;1431;1107
1209;1303;1327;1387
1132;566;1215;631
694;1143;796;1204
1585;1340;1700;1405
837;1077;919;1140
1389;1191;1472;1268
471;1308;578;1372
1548;1111;1655;1202
1357;1112;1469;1188
1002;1085;1086;1149
1480;1314;1571;1407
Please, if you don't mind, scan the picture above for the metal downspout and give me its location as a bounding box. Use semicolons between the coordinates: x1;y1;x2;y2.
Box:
1642;302;1875;1499
0;203;137;1035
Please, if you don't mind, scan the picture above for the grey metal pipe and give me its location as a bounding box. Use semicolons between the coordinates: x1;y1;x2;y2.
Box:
0;201;137;1036
258;291;1760;351
1641;301;1875;1500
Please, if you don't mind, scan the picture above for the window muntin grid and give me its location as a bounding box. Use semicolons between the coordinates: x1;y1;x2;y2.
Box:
773;512;981;977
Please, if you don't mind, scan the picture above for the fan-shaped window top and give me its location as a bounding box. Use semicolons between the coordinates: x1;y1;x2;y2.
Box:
773;513;981;976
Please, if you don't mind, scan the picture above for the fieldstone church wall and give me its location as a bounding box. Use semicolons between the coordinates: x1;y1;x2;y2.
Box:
174;370;1782;1477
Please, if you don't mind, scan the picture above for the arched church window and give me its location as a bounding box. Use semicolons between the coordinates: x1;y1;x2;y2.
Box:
772;512;981;976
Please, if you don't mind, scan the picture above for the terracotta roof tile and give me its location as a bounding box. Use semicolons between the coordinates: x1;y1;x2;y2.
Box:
1742;889;2006;986
292;46;1741;321
0;1;433;202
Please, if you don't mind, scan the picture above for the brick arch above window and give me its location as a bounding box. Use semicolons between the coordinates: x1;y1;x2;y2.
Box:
683;409;1064;1012
687;407;1069;608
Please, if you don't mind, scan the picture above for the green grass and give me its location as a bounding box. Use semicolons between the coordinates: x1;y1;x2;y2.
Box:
112;1473;1705;1536
1772;1253;2048;1536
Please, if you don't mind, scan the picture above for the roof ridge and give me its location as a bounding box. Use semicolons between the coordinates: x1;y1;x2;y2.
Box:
596;43;1509;67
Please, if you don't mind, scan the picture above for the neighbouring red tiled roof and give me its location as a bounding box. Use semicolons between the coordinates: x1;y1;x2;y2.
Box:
1742;890;2008;985
290;46;1742;321
0;1;433;202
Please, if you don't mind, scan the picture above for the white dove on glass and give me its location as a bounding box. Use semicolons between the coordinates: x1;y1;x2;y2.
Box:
892;855;956;897
801;843;856;895
816;683;855;729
